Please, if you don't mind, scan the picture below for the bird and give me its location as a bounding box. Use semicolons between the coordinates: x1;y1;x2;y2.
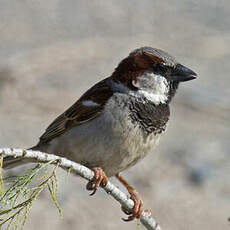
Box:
3;47;197;221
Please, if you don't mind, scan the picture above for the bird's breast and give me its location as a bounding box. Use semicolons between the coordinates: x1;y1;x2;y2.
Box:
48;93;169;176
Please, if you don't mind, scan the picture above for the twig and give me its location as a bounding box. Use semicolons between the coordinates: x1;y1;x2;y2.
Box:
0;148;161;230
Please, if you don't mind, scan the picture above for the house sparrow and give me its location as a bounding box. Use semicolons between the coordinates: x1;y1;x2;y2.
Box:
3;47;197;221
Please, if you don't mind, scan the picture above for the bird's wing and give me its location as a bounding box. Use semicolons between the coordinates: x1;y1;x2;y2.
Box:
39;78;114;143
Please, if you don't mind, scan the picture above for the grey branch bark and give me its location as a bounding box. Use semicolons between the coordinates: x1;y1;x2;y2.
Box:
0;148;161;230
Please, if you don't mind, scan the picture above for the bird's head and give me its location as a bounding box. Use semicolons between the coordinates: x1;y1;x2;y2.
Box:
112;47;197;105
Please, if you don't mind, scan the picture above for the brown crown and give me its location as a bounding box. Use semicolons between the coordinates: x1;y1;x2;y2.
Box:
112;52;165;90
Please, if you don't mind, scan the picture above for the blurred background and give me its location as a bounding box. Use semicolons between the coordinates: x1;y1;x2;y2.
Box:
0;0;230;229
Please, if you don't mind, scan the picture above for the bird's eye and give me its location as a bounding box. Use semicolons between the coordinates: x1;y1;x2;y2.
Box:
155;63;167;73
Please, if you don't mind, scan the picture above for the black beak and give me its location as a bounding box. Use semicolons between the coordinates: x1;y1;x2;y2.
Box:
172;64;197;82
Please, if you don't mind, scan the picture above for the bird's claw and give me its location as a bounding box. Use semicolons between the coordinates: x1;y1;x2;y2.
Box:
86;167;108;196
121;190;143;221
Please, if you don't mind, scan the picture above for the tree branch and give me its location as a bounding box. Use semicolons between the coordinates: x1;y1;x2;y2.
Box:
0;148;161;230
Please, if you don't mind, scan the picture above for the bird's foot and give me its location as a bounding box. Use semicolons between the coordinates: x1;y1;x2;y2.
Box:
115;173;144;221
86;167;108;196
122;188;143;221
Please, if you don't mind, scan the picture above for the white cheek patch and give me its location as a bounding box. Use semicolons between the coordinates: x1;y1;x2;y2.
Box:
82;100;99;107
133;73;169;105
111;73;169;105
137;89;168;104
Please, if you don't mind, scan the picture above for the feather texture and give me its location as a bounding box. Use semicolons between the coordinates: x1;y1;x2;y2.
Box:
38;78;114;143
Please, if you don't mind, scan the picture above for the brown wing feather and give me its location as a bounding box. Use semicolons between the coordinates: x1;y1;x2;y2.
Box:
39;78;113;143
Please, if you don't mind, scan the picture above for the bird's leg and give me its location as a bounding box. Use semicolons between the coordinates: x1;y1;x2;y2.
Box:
86;167;108;196
116;173;143;221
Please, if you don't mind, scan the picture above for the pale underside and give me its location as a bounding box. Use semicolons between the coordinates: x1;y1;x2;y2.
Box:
40;93;165;177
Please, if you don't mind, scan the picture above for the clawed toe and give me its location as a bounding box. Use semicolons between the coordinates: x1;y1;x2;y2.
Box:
87;170;147;221
86;167;108;196
115;173;145;221
122;190;143;221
